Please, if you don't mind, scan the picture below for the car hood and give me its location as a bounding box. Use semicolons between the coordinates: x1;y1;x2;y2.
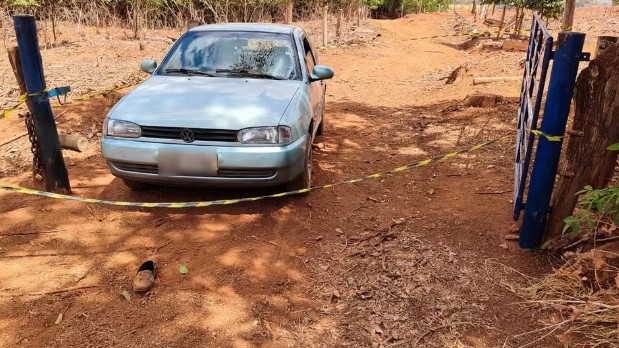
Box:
109;76;302;130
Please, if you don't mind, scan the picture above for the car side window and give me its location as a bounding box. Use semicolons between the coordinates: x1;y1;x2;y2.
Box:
303;38;316;75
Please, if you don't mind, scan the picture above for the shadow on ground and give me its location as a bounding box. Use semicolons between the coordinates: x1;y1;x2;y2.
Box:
0;97;556;347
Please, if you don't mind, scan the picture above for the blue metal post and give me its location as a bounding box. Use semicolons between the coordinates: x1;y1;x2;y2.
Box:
13;15;71;193
519;32;585;249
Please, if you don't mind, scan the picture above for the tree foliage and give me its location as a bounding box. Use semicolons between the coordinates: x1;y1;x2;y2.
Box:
372;0;452;18
481;0;562;20
524;0;562;19
0;0;454;23
562;145;619;238
0;0;339;26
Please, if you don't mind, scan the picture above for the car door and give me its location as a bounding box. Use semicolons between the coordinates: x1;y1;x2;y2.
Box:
302;36;323;136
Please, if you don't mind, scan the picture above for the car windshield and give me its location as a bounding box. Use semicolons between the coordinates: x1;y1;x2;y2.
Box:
158;31;300;81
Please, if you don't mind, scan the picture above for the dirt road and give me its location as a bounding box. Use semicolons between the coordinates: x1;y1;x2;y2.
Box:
3;11;610;347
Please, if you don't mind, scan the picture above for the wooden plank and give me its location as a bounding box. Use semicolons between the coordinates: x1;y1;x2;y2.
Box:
472;76;521;85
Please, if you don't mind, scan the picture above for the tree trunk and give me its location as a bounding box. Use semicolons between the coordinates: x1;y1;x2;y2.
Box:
497;5;506;39
336;9;343;41
50;2;57;42
514;7;521;32
133;0;141;38
322;5;328;47
562;0;576;31
472;0;477;22
285;1;293;24
545;42;619;240
59;134;89;152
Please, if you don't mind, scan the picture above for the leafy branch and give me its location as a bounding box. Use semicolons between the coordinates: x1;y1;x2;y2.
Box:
562;143;619;238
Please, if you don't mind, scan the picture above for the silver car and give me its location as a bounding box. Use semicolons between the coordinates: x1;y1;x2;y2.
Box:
101;23;334;190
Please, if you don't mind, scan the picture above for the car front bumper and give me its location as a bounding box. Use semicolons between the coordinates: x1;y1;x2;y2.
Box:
101;136;307;187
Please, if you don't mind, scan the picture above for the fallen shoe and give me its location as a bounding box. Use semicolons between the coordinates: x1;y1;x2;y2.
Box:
132;260;155;292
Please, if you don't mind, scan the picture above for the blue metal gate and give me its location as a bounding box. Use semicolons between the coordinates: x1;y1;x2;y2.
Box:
513;14;554;222
513;14;587;249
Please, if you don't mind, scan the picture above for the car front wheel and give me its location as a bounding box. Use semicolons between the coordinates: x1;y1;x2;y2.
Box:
316;93;326;136
287;135;313;193
316;117;324;136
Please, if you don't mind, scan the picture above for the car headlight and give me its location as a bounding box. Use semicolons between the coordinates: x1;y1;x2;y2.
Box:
105;119;141;138
237;126;292;144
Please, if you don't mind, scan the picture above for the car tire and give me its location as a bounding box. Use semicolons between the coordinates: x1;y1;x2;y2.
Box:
287;134;313;193
122;179;148;190
316;117;325;136
316;94;326;136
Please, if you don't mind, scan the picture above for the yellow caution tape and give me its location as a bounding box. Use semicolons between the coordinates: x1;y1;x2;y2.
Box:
0;89;56;119
0;94;27;119
531;129;562;142
0;135;510;208
56;82;140;107
408;28;531;41
0;81;141;119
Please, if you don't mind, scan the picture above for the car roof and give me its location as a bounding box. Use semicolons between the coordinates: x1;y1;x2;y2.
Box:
189;23;298;35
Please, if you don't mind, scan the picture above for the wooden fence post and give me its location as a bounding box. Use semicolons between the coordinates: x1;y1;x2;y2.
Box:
322;5;328;47
562;0;576;30
8;47;40;188
285;1;293;24
13;15;71;194
7;47;27;107
496;6;506;38
545;42;619;240
471;0;477;17
336;9;343;42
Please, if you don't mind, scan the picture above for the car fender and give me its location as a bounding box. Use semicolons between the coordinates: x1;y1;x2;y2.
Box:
279;83;312;141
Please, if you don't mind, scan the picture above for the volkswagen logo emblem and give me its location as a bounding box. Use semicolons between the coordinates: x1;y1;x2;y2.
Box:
180;129;195;143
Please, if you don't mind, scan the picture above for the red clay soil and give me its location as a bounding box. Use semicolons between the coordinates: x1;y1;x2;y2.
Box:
0;9;614;348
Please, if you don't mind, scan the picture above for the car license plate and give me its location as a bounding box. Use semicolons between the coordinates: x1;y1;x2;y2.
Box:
158;147;218;176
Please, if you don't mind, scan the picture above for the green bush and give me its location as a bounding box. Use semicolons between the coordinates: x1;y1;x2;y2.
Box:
563;143;619;236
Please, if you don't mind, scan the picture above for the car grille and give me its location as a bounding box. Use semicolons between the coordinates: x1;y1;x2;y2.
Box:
217;169;276;178
112;162;158;174
141;126;238;142
112;161;274;178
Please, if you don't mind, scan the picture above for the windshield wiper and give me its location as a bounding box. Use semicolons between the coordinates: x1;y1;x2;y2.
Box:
164;68;217;77
215;69;286;80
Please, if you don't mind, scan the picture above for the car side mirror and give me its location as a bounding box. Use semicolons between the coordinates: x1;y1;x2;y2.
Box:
310;65;334;82
140;59;157;74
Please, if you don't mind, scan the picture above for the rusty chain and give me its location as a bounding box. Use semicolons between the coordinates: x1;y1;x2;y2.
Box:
23;112;44;181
